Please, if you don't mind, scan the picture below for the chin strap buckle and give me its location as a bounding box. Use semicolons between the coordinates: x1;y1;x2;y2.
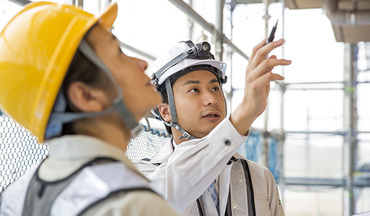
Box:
179;131;191;140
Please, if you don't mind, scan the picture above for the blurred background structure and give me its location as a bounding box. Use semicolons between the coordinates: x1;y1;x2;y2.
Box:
1;0;370;215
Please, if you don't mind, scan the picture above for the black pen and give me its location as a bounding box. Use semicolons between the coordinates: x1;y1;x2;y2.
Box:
266;19;278;45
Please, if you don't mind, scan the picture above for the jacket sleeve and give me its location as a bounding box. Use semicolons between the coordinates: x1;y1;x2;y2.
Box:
136;116;247;214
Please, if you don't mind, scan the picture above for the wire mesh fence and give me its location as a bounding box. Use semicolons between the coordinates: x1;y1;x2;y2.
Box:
0;114;173;199
0;114;48;198
126;125;170;162
0;112;282;201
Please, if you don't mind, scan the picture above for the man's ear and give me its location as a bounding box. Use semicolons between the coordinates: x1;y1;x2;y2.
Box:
158;103;171;122
67;81;106;112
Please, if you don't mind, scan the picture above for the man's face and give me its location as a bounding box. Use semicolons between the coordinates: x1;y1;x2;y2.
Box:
86;25;162;121
171;70;226;138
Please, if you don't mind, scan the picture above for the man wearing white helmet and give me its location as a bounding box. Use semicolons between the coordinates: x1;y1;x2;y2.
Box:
137;39;291;215
0;2;178;215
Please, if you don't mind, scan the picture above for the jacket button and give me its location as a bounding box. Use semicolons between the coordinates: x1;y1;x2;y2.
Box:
224;139;231;146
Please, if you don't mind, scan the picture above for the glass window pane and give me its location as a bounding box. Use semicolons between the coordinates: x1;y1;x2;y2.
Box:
357;84;370;132
284;90;344;132
284;187;344;216
285;134;343;178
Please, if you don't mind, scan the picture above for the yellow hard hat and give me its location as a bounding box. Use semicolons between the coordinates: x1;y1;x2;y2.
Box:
0;2;117;143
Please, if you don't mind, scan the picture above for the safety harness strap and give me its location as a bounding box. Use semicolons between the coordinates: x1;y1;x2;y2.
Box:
193;157;256;216
77;187;157;216
240;159;256;216
0;158;154;216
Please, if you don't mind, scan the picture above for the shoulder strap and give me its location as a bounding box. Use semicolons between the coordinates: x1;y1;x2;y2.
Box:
77;187;157;216
23;157;120;216
224;157;256;216
240;159;256;216
196;198;204;216
224;187;232;216
50;161;153;216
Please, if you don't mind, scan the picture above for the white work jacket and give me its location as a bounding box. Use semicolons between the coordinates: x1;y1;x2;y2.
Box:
137;117;284;216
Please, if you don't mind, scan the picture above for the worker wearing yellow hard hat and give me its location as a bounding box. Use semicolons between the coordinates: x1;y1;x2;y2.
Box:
0;2;178;215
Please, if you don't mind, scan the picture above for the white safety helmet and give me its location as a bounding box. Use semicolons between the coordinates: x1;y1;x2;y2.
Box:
151;41;227;86
149;40;227;140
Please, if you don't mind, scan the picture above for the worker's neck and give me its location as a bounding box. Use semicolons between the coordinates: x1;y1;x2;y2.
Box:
81;120;131;152
171;129;196;145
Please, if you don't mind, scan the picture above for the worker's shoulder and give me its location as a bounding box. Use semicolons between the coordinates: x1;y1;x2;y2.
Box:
83;190;179;216
233;152;275;178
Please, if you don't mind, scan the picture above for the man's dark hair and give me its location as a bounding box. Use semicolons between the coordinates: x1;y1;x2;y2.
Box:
61;49;113;135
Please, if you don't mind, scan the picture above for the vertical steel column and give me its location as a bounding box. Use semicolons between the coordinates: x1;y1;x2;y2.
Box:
262;0;271;168
187;0;193;40
97;0;102;13
227;1;236;111
71;0;83;7
278;0;286;205
77;0;83;7
215;0;224;61
262;0;271;38
343;43;358;216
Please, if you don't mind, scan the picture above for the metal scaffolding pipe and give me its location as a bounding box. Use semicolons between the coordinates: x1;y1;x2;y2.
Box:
279;1;286;206
118;41;157;61
6;0;29;6
285;81;345;85
227;2;235;112
285;177;370;188
343;43;358;215
285;87;345;91
285;130;345;135
215;0;224;61
187;0;194;40
168;0;250;60
261;0;270;169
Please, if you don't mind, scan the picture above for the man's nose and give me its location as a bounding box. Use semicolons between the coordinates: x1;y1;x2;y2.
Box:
203;91;218;106
135;57;148;72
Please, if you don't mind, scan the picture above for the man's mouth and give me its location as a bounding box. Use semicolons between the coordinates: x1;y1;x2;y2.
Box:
202;112;221;119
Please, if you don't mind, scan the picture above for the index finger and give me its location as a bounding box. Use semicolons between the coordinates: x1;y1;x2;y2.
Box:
249;39;285;69
249;38;268;62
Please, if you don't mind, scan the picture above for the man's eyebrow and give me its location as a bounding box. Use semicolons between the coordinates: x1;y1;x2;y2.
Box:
182;78;219;86
182;80;200;86
209;78;218;84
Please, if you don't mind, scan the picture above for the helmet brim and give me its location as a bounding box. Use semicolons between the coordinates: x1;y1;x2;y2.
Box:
157;59;226;86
